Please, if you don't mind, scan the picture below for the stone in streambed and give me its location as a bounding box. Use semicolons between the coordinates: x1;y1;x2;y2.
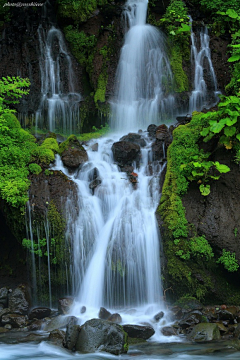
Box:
189;323;221;342
98;307;111;320
75;318;128;355
28;307;51;320
58;297;74;315
123;324;155;340
8;285;31;315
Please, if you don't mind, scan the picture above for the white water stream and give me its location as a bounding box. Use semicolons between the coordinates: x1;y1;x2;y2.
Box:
189;18;220;112
111;0;175;132
36;25;81;134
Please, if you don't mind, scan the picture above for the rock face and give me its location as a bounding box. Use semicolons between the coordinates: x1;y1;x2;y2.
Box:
28;307;51;320
75;319;128;355
189;323;221;342
112;141;141;168
123;324;155;340
151;125;172;161
182;148;240;267
120;133;146;147
8;285;31;315
58;297;74;315
60;136;88;171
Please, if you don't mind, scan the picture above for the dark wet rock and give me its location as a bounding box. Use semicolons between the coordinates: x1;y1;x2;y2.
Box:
120;133;146;147
98;307;111;320
216;310;235;322
216;322;228;333
108;313;122;323
28;307;51;320
80;306;86;314
4;324;12;330
28;319;45;331
234;324;240;338
75;318;128;355
189;323;221;342
64;318;80;351
0;327;9;333
147;124;157;138
18;333;48;343
123;324;155;340
8;285;31;315
48;329;65;347
120;165;134;174
161;326;177;336
60;136;88;170
89;178;102;193
0;308;11;323
175;298;203;312
112;141;141;167
154;311;164;322
155;124;171;142
151;139;165;160
58;297;74;315
179;310;203;329
1;314;28;328
0;287;8;307
90;143;99;152
44;315;77;332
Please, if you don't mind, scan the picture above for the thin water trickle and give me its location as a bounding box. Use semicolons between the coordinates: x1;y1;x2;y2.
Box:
35;25;81;134
111;0;175;132
189;18;220;113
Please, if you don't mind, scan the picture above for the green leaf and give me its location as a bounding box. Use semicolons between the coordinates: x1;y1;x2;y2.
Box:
236;134;240;141
216;11;226;15
210;119;226;133
199;184;210;196
224;126;236;137
226;9;239;19
214;162;230;173
192;170;204;177
170;30;176;35
200;127;210;137
228;54;240;62
226;117;237;126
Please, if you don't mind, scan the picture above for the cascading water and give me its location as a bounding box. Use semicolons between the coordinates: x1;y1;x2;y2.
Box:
189;18;220;113
35;25;81;134
111;0;175;132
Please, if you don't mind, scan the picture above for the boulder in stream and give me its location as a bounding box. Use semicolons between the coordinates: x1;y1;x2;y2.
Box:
75;318;128;355
189;323;221;342
8;285;31;315
123;324;155;340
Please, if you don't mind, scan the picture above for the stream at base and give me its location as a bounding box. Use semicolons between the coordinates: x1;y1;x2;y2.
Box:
0;336;240;360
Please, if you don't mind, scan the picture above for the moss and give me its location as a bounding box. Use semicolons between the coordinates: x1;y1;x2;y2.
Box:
59;134;83;154
170;45;189;92
41;138;59;153
29;163;42;175
123;330;129;352
94;72;108;105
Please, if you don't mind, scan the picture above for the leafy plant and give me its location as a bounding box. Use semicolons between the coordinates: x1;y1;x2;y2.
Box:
29;163;42;175
217;249;239;272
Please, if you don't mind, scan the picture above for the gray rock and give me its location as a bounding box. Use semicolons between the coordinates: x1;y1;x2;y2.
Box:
112;141;140;167
58;297;74;315
48;329;65;347
98;307;111;320
64;322;81;350
75;318;128;355
161;326;177;336
0;288;8;307
120;133;146;147
8;285;31;315
44;315;77;332
2;314;28;328
29;307;51;320
123;324;155;340
154;311;164;322
108;313;122;323
189;323;221;342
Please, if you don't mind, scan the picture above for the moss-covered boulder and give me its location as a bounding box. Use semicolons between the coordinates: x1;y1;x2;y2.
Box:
59;135;88;170
189;323;221;342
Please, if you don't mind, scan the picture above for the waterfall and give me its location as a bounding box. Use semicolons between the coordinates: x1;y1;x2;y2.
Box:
35;25;81;134
189;19;220;113
52;133;165;328
111;0;175;132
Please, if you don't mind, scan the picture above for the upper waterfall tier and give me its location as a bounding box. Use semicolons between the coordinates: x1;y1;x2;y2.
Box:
35;26;81;134
110;0;175;132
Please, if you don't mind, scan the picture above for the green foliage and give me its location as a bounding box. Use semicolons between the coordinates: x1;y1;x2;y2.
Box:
217;249;239;272
94;73;108;104
78;124;110;141
170;45;189;92
29;163;42;175
0;77;35;208
63;26;97;69
159;0;191;42
57;0;111;24
199;95;240;157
